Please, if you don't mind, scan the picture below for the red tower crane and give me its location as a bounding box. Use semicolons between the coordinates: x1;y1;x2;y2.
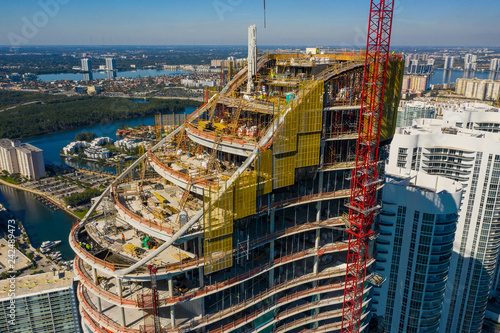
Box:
341;1;395;332
148;264;161;333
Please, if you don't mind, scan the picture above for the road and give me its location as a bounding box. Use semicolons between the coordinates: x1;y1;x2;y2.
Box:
0;100;43;113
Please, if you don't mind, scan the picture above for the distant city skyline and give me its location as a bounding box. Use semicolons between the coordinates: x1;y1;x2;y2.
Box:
1;0;500;47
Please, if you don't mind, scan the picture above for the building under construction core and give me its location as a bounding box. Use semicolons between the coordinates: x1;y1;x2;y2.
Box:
71;28;403;333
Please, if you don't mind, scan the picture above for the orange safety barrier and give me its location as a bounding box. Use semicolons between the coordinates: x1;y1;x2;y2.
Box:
148;151;218;189
79;285;141;333
188;278;346;333
186;123;251;146
71;222;117;271
75;257;139;307
161;242;349;307
81;307;109;333
258;189;351;213
114;193;175;235
237;299;344;333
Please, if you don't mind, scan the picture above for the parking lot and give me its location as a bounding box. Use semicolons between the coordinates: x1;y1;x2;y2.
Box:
24;170;114;207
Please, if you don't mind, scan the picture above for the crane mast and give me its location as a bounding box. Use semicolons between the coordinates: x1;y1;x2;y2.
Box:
341;1;395;332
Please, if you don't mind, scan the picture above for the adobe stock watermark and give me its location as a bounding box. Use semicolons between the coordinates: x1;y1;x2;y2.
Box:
213;0;245;21
7;0;69;46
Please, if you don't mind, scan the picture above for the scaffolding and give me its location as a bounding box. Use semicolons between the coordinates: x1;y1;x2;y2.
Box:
204;182;234;274
234;171;257;220
256;149;273;196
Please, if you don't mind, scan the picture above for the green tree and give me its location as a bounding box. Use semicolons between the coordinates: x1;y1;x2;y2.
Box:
75;132;97;142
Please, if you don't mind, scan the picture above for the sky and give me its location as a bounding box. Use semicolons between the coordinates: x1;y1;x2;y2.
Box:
1;0;499;47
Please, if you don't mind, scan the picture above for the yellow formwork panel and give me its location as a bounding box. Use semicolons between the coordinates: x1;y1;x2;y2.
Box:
273;152;296;189
257;149;273;196
298;81;324;133
273;99;298;155
381;59;404;142
296;133;321;168
204;235;232;275
204;183;234;274
234;171;257;220
209;86;220;98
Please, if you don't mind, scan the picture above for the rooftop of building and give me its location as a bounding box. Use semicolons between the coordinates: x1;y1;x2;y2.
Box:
0;238;32;274
0;138;17;149
15;142;43;153
397;118;500;141
386;165;463;194
0;270;75;301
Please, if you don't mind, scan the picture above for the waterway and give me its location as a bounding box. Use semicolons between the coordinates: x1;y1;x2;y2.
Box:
26;106;197;172
0;106;196;261
430;69;500;85
0;183;76;260
37;69;190;82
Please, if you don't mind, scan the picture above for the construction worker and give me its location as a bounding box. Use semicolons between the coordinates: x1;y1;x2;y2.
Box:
122;233;125;244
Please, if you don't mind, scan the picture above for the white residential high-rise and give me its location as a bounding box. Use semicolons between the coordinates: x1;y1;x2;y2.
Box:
0;139;45;180
386;110;500;332
105;57;116;71
456;78;500;101
0;138;20;174
81;58;92;72
464;53;477;71
373;167;463;332
490;58;500;72
444;56;455;70
15;143;45;180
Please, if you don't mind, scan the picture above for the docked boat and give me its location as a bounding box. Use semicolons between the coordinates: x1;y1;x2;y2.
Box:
40;240;61;251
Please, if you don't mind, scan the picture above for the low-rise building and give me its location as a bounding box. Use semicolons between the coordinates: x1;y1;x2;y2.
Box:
84;147;110;159
63;141;90;155
0;271;81;333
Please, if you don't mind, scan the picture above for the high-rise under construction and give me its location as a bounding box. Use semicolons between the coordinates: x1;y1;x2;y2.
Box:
70;27;404;333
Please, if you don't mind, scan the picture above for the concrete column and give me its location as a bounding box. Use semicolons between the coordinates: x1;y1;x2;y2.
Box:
247;25;257;93
168;277;174;297
120;307;126;327
170;305;176;328
116;277;122;298
92;267;98;284
198;236;203;257
199;266;204;288
313;228;320;274
269;211;275;289
91;267;103;312
97;297;102;312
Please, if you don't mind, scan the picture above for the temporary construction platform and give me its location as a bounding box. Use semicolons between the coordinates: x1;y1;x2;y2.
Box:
72;24;403;333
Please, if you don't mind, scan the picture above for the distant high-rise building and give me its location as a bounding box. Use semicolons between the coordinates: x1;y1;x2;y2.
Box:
106;70;116;80
81;58;92;72
404;54;412;69
425;59;435;73
444;56;455;70
456;78;500;101
82;73;93;82
386;105;500;332
0;271;81;333
105;57;116;71
410;59;419;73
490;58;500;72
464;53;477;71
396;101;436;127
373;167;463;332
